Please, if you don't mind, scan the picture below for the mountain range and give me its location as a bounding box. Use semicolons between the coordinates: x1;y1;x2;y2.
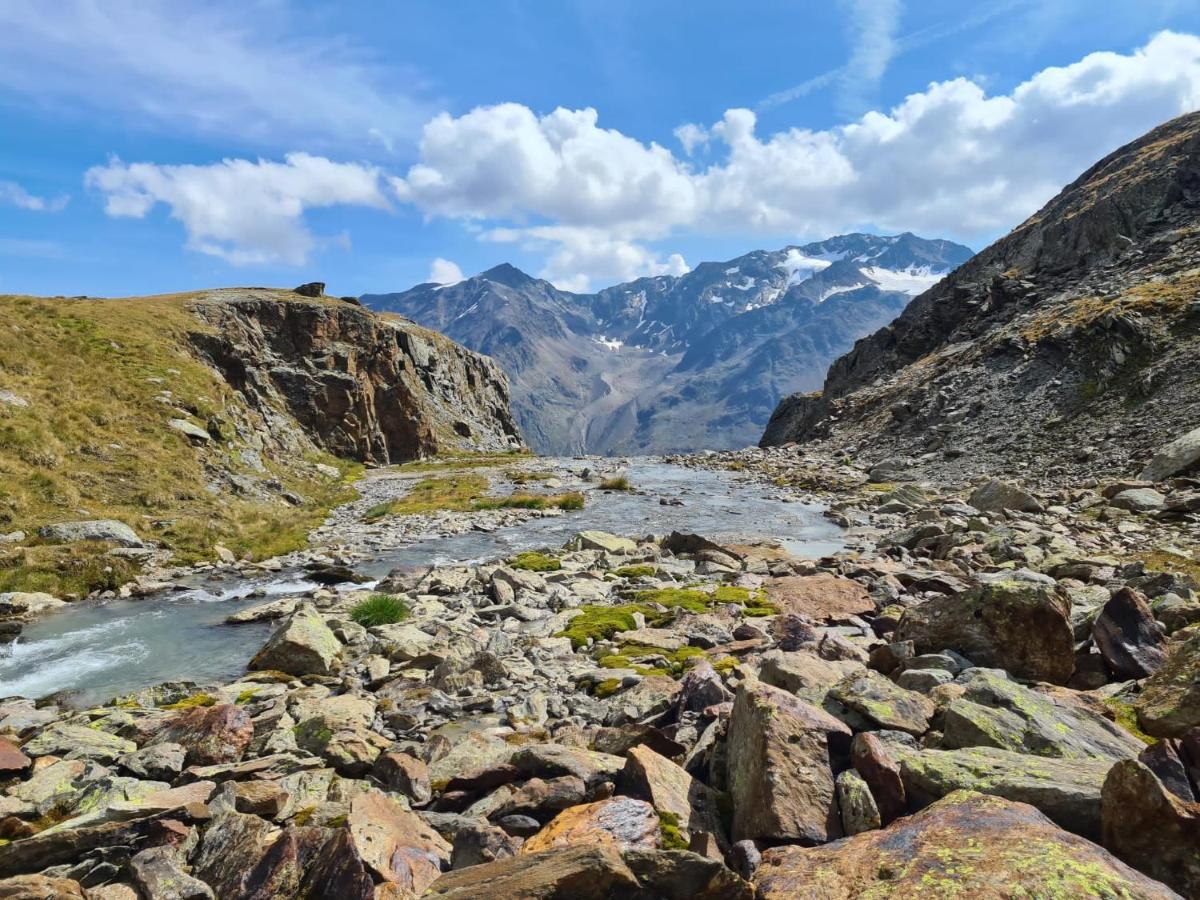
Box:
363;233;972;455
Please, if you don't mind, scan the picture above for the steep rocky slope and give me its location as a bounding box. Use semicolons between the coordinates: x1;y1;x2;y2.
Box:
0;287;520;593
365;234;970;455
762;111;1200;483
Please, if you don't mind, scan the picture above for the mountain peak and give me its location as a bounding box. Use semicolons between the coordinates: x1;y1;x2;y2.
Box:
479;262;539;289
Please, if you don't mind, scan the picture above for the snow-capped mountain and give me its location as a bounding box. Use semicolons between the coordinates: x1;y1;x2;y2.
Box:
362;233;972;454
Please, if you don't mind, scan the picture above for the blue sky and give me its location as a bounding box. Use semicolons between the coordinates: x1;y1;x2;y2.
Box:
2;0;1200;297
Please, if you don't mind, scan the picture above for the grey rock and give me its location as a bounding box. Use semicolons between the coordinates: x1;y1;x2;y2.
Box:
37;519;146;548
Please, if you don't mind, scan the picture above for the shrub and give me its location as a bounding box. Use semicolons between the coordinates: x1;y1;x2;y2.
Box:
349;593;409;627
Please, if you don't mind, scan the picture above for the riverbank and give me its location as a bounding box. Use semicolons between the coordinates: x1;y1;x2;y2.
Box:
0;447;1195;896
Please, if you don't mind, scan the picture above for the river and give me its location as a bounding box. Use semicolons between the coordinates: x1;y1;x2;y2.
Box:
0;459;842;704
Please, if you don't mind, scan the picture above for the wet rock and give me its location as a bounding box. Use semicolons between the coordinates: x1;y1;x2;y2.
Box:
756;790;1177;899
727;680;850;843
424;844;639;898
150;704;253;767
1102;759;1200;897
129;846;214;900
1092;587;1168;679
1134;631;1200;737
622;848;755;900
827;669;934;736
248;603;341;677
895;576;1075;684
521;796;659;854
622;745;725;848
37;519;146;548
836;769;881;835
900;746;1112;838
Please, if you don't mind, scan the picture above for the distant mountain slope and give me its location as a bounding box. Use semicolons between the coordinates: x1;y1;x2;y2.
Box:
760;111;1200;482
364;233;972;455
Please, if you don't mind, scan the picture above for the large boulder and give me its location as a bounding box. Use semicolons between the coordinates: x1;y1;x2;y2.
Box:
249;603;341;676
1092;587;1168;679
764;574;873;619
572;531;637;554
1102;759;1200;897
37;519;146;548
1134;631;1200;738
1140;425;1200;481
756;790;1178;899
900;746;1113;839
622;745;726;848
940;669;1145;761
827;670;934;736
967;479;1044;513
521;797;660;854
424;844;640;898
895;576;1075;684
148;703;253;766
726;680;850;843
347;789;450;893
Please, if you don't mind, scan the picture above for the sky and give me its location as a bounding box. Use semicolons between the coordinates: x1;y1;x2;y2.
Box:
2;1;1200;297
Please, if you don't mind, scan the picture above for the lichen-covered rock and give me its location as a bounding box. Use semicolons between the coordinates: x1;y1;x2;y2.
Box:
836;769;881;835
37;519;145;548
521;797;660;854
424;844;640;899
727;680;850;843
900;746;1113;839
755;790;1179;899
249;603;341;677
1102;759;1200;897
21;723;135;763
895;576;1075;684
1134;631;1200;738
827;669;934;736
149;703;253;766
850;732;906;825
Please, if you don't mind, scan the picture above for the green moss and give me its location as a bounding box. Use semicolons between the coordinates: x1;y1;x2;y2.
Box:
235;689;259;705
1103;698;1154;745
594;678;623;699
613;564;657;578
160;692;217;710
325;813;348;828
363;474;489;521
713;657;738;674
510;551;562;572
633;584;771;614
291;805;317;826
598;642;705;678
657;809;688;850
556;603;657;649
293;718;334;751
349;593;409;627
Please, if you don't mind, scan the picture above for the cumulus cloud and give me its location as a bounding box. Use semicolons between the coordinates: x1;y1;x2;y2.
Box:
0;181;68;212
392;32;1200;287
428;257;464;285
85;153;388;266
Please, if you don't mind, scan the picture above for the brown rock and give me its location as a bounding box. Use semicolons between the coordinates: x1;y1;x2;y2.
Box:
765;574;874;619
443;762;521;795
487;776;587;821
129;846;214;900
0;740;30;779
347;789;450;893
850;733;906;825
297;828;375;900
1102;759;1200;897
191;810;277;898
424;844;639;899
756;790;1177;899
241;826;330;900
622;848;755;900
727;680;850;843
150;704;253;766
0;875;85;898
521;797;660;854
1093;587;1168;679
232;780;291;818
373;750;432;804
622;745;726;848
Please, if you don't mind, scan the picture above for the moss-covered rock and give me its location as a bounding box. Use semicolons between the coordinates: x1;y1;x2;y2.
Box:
1133;630;1200;738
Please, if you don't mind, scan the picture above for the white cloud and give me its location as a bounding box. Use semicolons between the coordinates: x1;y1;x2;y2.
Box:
85;153;388;266
392;32;1200;287
0;181;68;212
674;123;710;156
837;0;903;116
0;1;430;152
428;257;464;285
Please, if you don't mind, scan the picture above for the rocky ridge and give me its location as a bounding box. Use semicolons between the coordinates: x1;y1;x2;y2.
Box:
0;449;1197;897
761;111;1200;485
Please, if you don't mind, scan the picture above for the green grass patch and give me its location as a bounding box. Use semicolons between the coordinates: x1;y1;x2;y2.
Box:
0;543;144;598
472;491;584;511
613;564;657;578
597;642;704;678
598;475;633;491
1131;548;1200;581
510;551;562;572
631;584;770;613
364;474;489;521
506;469;554;484
349;594;409;627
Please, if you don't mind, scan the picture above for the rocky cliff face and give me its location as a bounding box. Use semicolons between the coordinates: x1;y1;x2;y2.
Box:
762;111;1200;482
189;290;522;465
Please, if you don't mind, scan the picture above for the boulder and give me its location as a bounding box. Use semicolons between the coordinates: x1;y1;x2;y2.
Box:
756;790;1178;899
759;649;857;695
291;693;385;776
1102;759;1200;897
573;531;637;554
37;519;145;548
900;746;1113;839
895;576;1075;684
850;732;906;824
521;797;660;854
21;723;135;763
622;745;726;848
764;574;874;619
726;680;850;843
168;418;212;443
1092;587;1168;679
347;788;451;892
836;769;881;835
508;744;625;790
1134;631;1200;737
967;479;1044;513
1109;488;1166;512
372;750;432;804
249;603;341;676
130;846;215;900
149;703;253;766
622;848;755;900
827;669;934;736
1140;425;1200;481
424;844;640;899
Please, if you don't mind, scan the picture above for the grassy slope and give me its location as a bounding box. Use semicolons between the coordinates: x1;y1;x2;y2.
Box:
0;293;361;596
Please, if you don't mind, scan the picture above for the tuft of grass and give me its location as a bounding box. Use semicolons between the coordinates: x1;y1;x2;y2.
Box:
472;491;584;512
349;593;409;627
598;475;633;491
613;564;657;579
506;469;554;484
394;450;532;474
510;551;562;572
363;474;488;521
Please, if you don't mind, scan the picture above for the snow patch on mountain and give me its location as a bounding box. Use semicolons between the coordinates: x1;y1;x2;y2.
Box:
862;265;943;295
